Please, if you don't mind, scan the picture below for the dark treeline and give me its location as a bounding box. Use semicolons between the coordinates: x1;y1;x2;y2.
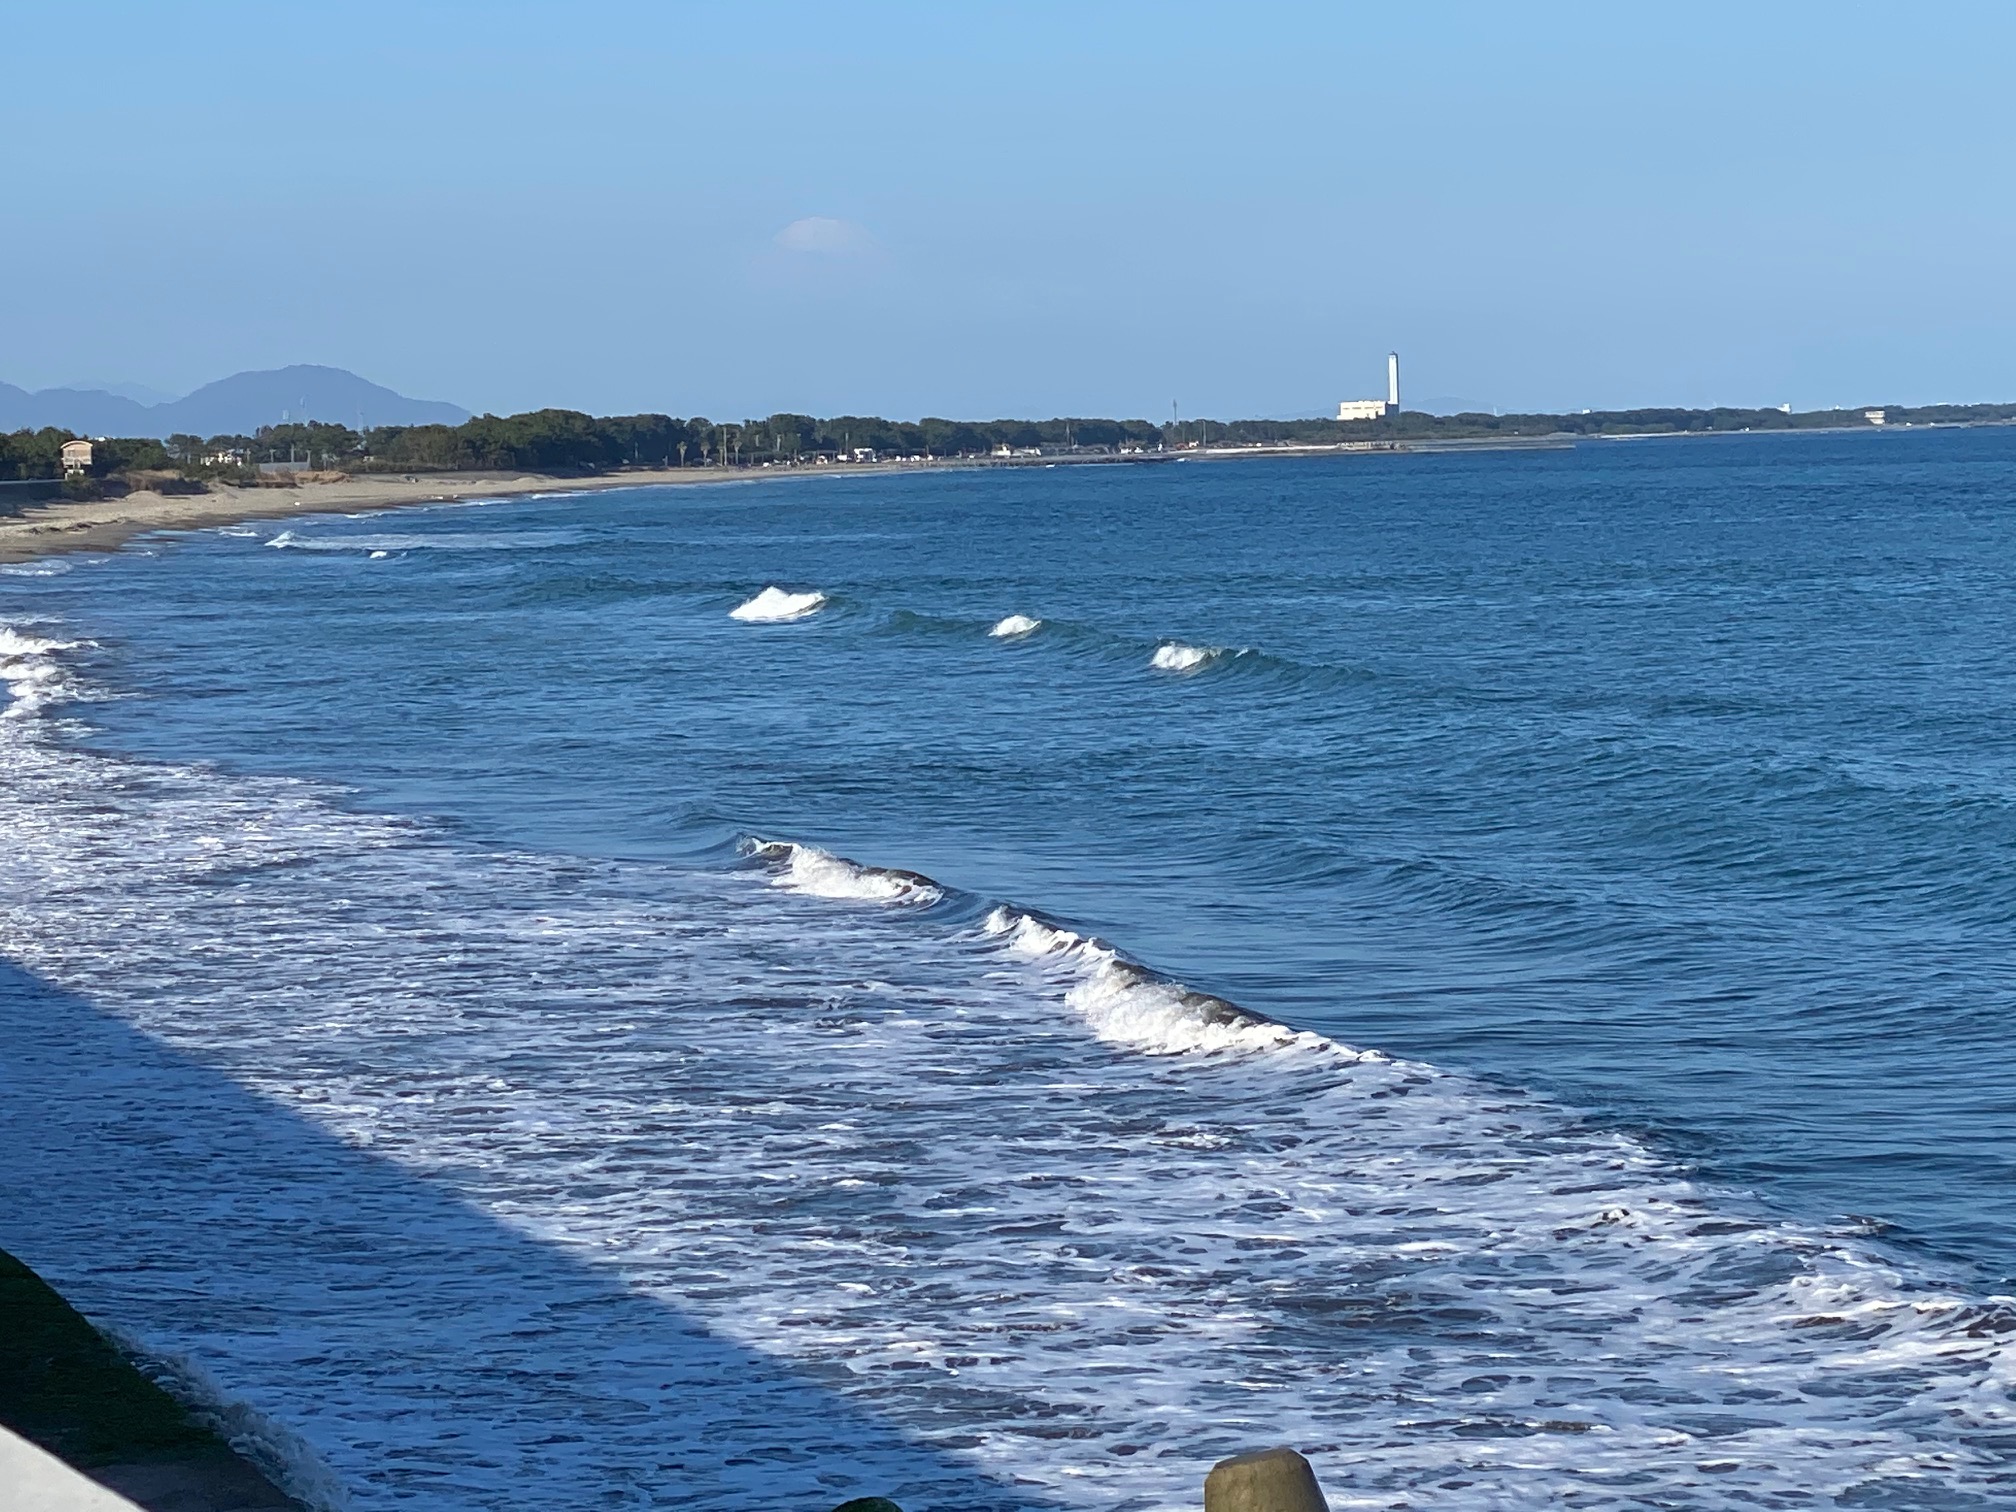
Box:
321;411;1170;472
0;429;189;499
8;402;2016;488
0;412;1166;482
0;429;176;479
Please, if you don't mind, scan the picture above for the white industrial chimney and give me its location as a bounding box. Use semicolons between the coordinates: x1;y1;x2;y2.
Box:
1387;352;1400;411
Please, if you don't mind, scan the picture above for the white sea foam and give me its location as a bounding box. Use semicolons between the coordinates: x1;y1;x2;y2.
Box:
1150;640;1219;673
0;559;73;577
0;625;87;719
729;586;827;622
265;530;574;553
745;838;943;905
988;614;1042;638
0;627;77;658
981;905;1327;1056
6;694;2016;1510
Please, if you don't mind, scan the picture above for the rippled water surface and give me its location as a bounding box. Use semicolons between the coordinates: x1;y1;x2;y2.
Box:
5;430;2016;1509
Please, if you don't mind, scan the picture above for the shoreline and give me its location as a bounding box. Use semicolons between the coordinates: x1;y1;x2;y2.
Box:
0;440;1550;567
0;455;1132;567
3;415;2011;1508
0;418;1965;569
0;465;736;567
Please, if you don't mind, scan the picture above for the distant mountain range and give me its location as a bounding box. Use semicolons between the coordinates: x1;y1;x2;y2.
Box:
0;365;471;438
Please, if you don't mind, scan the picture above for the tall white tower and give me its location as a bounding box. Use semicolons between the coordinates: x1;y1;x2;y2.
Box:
1336;352;1404;422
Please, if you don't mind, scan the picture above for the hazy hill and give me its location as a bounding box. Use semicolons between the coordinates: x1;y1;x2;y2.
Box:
0;383;150;436
0;366;470;438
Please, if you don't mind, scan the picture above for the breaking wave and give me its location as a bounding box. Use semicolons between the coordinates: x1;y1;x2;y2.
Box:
0;624;88;720
743;834;1365;1058
729;586;828;622
979;906;1333;1057
13;467;2016;1511
264;529;577;553
808;599;1382;695
1150;640;1223;673
741;838;944;905
6;707;2016;1508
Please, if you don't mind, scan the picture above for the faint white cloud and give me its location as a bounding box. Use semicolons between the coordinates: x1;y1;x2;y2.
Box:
774;216;876;256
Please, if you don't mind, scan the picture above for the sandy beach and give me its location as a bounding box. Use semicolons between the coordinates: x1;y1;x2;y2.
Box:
0;468;746;566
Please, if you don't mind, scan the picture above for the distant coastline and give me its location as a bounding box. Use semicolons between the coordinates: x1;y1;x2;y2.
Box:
2;414;2006;567
10;392;2013;502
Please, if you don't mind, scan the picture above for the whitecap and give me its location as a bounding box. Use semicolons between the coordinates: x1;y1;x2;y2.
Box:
1150;641;1220;673
729;586;827;622
988;614;1042;638
7;733;2016;1508
0;623;89;719
741;838;942;905
981;906;1329;1057
267;530;574;553
0;628;78;658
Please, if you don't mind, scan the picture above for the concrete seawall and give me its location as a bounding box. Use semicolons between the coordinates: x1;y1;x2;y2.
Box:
1;1424;146;1511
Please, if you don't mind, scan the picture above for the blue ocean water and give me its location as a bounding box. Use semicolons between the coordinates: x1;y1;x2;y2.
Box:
5;428;2016;1508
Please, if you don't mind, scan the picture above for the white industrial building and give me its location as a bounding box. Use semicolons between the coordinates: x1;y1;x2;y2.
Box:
1338;353;1400;422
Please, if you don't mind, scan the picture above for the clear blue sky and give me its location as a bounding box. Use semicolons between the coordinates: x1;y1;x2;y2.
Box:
8;1;2016;420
